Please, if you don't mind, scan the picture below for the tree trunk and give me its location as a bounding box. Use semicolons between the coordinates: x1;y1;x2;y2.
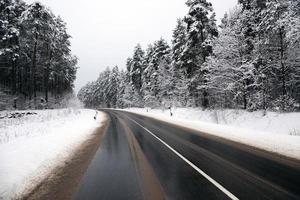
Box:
243;93;247;110
11;59;16;95
44;45;51;103
202;90;209;109
279;26;286;111
44;67;49;102
18;64;22;94
243;81;248;110
32;32;38;104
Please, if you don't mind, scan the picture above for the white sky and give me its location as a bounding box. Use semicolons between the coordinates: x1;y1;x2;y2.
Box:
24;0;237;92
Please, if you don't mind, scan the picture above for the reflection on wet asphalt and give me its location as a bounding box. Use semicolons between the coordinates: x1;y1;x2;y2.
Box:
75;110;300;200
121;117;228;200
75;113;143;200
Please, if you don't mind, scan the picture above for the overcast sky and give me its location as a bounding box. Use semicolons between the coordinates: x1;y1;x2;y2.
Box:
24;0;237;92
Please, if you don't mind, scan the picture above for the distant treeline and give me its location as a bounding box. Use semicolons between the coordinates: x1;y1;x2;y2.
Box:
79;0;300;112
0;0;77;105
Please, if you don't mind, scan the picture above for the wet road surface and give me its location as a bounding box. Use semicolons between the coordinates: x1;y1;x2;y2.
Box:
74;110;300;200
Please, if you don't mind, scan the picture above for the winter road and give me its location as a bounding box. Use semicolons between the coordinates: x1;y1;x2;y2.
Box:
74;110;300;200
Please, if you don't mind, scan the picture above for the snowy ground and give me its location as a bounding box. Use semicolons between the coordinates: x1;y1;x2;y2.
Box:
124;108;300;160
0;109;106;199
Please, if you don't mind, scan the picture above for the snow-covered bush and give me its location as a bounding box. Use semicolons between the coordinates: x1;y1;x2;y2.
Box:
272;95;299;112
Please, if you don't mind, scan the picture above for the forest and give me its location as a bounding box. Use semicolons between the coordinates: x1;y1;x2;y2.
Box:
0;0;77;109
78;0;300;112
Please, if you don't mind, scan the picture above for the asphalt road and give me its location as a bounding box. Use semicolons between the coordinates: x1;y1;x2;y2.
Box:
74;110;300;200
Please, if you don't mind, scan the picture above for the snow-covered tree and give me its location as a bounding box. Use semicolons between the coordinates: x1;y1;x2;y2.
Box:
127;44;145;93
172;19;187;71
257;0;300;111
183;0;217;75
116;70;126;108
156;54;173;105
181;0;218;108
1;1;77;109
142;38;171;107
122;82;144;108
0;0;25;94
78;0;300;112
20;2;54;100
206;6;257;109
106;66;119;107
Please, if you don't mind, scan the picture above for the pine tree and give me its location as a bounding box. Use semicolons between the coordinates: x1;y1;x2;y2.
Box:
127;44;145;93
171;19;189;106
50;16;77;98
142;39;171;107
20;3;51;100
0;0;25;95
258;0;300;111
122;70;144;108
157;54;174;106
207;6;256;109
172;19;187;71
182;0;218;108
78;0;300;112
106;66;119;108
116;70;126;108
1;1;77;109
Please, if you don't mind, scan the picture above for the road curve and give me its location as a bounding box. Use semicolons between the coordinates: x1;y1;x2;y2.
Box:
74;110;300;200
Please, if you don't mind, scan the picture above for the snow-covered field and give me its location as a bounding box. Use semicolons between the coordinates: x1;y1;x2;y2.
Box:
124;108;300;160
0;109;106;199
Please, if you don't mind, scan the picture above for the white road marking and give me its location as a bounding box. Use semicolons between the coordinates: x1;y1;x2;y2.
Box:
127;117;239;200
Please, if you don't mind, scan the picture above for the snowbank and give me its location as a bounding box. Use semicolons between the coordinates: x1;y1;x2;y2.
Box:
124;108;300;160
0;109;106;199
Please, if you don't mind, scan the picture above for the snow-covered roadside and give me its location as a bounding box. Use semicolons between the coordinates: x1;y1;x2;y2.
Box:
123;108;300;160
0;109;107;200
